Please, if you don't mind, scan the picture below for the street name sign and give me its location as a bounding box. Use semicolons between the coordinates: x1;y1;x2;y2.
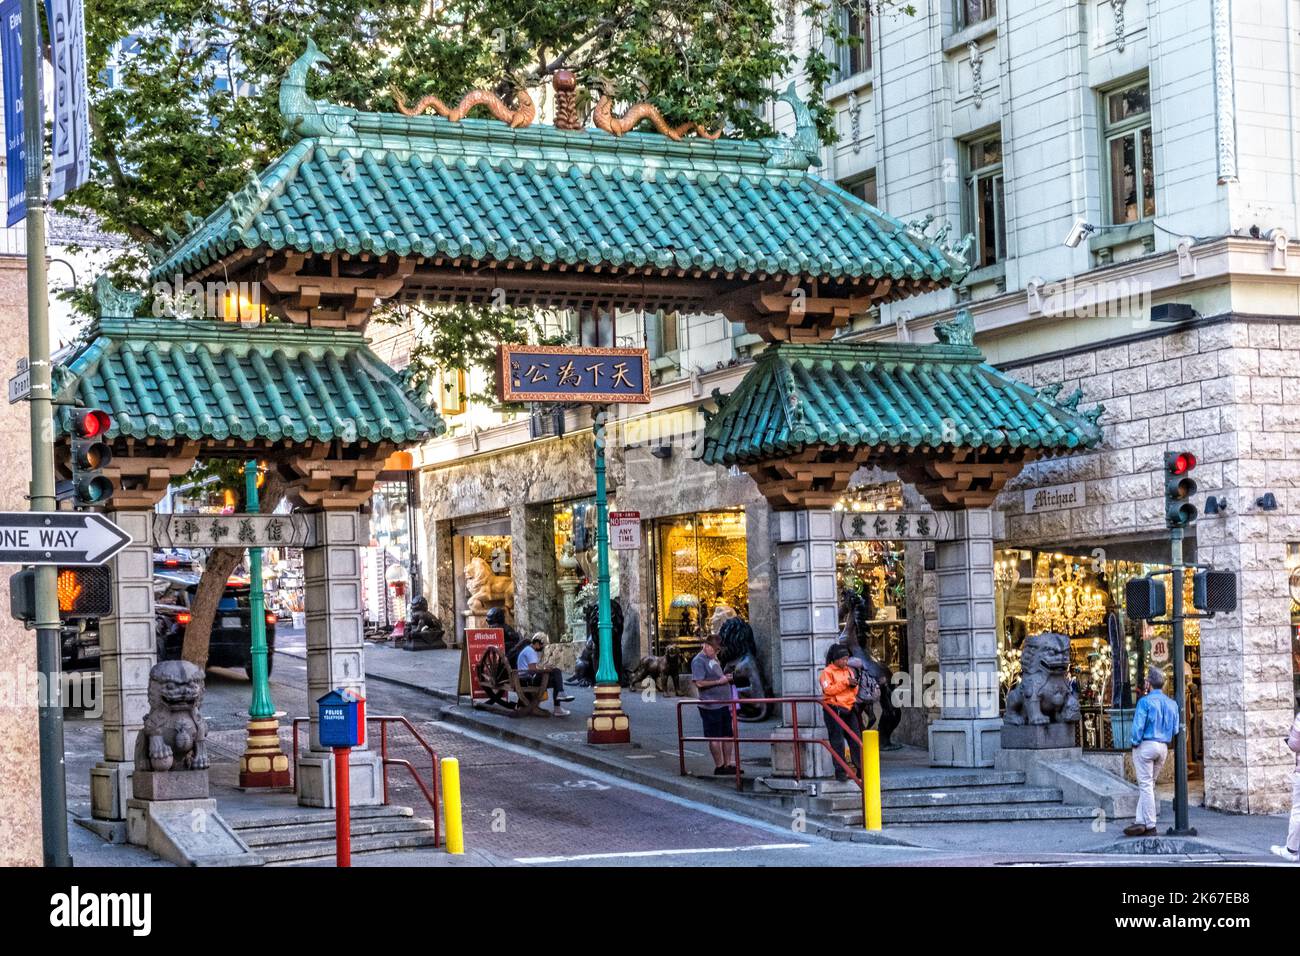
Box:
8;366;29;403
496;344;651;404
0;511;132;565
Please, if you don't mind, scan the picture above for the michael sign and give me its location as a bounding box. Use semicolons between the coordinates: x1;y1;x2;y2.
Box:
1024;481;1086;515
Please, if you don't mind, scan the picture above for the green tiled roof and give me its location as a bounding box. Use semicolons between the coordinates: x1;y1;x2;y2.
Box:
150;60;969;287
701;341;1104;466
52;317;444;447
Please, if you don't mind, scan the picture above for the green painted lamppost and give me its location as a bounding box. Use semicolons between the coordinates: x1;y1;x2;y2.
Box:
587;408;630;743
239;460;291;787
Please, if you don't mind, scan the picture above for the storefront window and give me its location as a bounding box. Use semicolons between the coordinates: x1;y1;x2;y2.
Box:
995;545;1203;768
832;482;908;670
551;498;619;642
1286;544;1300;710
650;510;748;657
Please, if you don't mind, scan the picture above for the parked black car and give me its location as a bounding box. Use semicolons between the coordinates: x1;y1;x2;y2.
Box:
155;571;277;677
61;619;100;671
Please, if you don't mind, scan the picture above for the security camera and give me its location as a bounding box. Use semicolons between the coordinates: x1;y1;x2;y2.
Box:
1064;217;1095;249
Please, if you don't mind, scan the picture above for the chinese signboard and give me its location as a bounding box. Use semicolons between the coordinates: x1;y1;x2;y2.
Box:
838;511;957;542
1023;481;1085;515
609;511;641;550
152;513;315;550
496;344;651;404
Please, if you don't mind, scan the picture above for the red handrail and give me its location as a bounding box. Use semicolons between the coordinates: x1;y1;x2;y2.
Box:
291;714;441;846
676;696;866;792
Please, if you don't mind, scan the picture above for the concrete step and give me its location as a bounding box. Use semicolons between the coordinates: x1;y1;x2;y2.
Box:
236;816;436;849
259;830;441;864
835;802;1099;826
814;785;1065;813
878;769;1026;791
226;804;414;830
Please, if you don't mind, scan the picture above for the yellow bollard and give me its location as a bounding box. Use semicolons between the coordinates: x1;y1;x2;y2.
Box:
861;729;882;831
441;756;465;854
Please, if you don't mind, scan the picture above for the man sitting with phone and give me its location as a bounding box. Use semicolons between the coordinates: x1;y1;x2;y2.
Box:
516;634;575;717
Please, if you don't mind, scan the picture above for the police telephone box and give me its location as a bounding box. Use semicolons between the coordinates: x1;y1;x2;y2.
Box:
318;688;366;748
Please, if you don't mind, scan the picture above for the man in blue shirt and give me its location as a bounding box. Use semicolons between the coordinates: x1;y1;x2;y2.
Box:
1125;666;1181;837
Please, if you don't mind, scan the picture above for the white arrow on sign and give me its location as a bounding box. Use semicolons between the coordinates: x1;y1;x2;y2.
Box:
0;512;133;566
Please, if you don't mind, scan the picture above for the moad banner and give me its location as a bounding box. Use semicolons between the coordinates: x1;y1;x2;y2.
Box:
45;0;90;201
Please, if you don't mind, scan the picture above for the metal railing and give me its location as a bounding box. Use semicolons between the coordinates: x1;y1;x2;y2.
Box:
291;714;441;846
676;696;866;793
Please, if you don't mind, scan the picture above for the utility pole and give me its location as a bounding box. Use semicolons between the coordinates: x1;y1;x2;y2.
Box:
22;0;71;866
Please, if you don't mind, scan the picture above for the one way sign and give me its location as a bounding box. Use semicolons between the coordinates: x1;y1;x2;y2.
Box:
0;512;132;565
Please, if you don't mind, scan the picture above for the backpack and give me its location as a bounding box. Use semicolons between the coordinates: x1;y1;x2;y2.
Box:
850;659;881;704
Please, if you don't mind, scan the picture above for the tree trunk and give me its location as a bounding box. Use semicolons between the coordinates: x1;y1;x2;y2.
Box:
180;471;290;667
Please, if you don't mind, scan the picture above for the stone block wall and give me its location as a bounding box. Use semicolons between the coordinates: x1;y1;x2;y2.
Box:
998;317;1298;812
0;257;38;865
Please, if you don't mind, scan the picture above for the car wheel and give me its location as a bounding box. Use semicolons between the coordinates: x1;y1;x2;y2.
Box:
244;654;275;679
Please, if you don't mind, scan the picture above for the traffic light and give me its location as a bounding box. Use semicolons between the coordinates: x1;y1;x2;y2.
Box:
9;566;113;623
1164;451;1197;528
69;409;115;509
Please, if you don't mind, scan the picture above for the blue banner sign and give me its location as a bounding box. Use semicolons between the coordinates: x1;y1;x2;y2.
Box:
496;344;651;404
1;0;27;226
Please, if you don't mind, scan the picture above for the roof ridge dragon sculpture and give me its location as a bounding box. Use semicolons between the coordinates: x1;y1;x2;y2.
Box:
393;85;537;127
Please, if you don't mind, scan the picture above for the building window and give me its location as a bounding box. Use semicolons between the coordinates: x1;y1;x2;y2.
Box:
833;2;872;80
963;133;1005;268
955;0;996;30
1102;80;1155;225
649;510;749;660
842;170;878;206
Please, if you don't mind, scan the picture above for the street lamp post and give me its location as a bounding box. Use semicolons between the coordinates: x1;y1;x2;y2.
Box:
239;460;291;787
587;408;630;743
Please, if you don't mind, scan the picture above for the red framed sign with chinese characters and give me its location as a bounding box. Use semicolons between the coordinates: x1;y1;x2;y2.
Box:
496;344;651;404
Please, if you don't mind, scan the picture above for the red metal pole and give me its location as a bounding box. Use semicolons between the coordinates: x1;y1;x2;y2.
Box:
792;702;802;782
732;702;741;791
334;746;351;868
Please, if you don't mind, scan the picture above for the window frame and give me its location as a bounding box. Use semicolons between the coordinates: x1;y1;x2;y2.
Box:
954;0;996;31
841;169;878;207
831;1;873;82
1100;78;1156;226
962;131;1006;269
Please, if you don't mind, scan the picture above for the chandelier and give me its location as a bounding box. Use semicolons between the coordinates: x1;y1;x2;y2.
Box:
1028;557;1107;637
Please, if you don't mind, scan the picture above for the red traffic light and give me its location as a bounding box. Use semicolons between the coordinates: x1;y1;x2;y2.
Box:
73;408;112;439
1169;452;1196;475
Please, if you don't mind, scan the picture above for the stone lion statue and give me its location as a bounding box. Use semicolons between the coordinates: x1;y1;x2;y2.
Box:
1003;632;1081;726
135;660;210;772
464;555;514;616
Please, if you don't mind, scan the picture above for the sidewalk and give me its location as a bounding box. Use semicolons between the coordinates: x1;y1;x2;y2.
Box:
280;639;1294;861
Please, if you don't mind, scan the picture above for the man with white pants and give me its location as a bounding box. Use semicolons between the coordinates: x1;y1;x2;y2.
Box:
1125;667;1180;838
1271;712;1300;862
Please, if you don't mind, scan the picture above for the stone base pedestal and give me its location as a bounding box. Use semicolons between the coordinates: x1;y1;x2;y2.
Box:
996;744;1139;819
91;760;134;821
133;769;210;801
587;684;630;743
770;726;840;779
1000;722;1078;750
127;798;261;866
929;717;1003;768
239;718;292;789
296;749;384;808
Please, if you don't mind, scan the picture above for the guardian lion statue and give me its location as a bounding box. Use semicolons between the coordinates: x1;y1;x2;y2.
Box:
717;616;772;722
135;660;210;772
1003;632;1081;726
464;555;514;616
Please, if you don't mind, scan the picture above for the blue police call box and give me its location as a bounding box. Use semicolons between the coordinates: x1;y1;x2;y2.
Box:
317;688;366;748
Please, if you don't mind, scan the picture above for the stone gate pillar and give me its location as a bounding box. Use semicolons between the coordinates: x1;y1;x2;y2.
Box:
927;508;1002;768
770;509;842;776
297;509;384;808
91;509;156;820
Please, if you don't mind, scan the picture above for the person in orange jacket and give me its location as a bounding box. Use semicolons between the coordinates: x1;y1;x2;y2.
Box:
820;644;863;782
